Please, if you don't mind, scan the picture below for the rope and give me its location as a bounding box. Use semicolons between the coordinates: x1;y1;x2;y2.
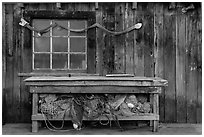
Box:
41;109;85;132
19;18;142;36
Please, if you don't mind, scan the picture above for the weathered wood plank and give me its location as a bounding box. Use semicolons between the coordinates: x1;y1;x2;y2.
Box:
87;13;96;74
26;81;166;87
143;3;154;77
24;76;167;82
176;14;187;123
125;3;134;74
133;4;145;76
2;3;6;90
66;3;75;12
30;86;160;94
74;3;90;11
114;3;125;74
96;3;103;75
186;13;198;123
153;93;159;132
196;10;202;123
163;9;176;122
20;13;33;122
32;93;39;132
2;3;7;124
154;3;164;122
38;3;47;10
13;4;22;122
32;113;159;121
102;3;115;75
5;4;15;122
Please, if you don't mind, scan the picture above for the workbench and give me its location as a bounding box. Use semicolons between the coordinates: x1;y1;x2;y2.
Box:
24;76;167;132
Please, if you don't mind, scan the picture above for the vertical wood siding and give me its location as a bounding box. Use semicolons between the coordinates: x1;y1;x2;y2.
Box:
2;2;201;123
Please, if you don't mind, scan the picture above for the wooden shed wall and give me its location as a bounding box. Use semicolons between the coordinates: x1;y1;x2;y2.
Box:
2;2;202;123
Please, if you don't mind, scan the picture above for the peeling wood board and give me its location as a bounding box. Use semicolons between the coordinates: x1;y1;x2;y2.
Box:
125;3;134;74
143;3;154;77
154;3;164;122
5;4;15;122
114;3;125;74
164;11;176;122
176;14;187;123
13;4;22;122
30;86;160;94
133;4;145;76
186;14;198;123
196;12;202;123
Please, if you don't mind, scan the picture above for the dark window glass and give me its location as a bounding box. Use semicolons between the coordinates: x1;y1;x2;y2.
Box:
52;54;68;69
53;20;68;36
70;38;86;52
33;20;50;36
34;54;50;69
52;37;68;52
34;37;50;52
70;54;86;69
70;20;86;36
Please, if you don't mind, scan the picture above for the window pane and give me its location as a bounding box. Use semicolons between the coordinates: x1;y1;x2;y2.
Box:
70;54;86;69
52;38;68;52
70;20;86;36
33;20;50;36
70;38;86;52
34;37;50;52
34;54;50;69
52;20;68;36
70;20;86;29
52;54;68;69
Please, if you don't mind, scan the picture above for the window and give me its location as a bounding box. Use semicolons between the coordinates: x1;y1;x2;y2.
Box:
32;19;87;71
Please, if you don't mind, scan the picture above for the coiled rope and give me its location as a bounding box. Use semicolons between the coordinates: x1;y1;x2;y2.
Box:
19;18;142;36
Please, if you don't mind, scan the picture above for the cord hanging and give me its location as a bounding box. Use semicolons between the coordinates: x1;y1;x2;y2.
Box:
19;18;142;36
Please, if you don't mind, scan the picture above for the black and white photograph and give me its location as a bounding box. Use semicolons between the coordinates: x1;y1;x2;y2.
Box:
1;1;202;135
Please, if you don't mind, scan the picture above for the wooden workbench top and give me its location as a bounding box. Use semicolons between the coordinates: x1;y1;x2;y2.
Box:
24;76;168;87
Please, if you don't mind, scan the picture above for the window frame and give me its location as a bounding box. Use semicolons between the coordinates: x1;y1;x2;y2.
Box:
32;19;88;71
24;10;96;74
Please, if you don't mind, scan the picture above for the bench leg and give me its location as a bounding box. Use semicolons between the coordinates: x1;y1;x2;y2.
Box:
152;91;159;132
153;120;159;132
150;120;153;127
32;121;39;132
149;94;153;127
32;93;39;132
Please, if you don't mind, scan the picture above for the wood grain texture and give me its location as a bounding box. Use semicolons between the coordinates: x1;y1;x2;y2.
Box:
5;4;15;122
196;11;202;123
196;9;202;123
13;4;22;122
143;3;154;77
32;113;160;121
125;3;134;74
2;4;7;124
96;3;103;75
101;3;115;75
163;8;176;122
114;3;125;73
30;86;160;94
154;3;165;122
133;4;145;76
176;14;187;123
186;13;198;123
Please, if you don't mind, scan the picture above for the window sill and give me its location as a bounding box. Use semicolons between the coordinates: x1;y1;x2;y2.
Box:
18;72;99;77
